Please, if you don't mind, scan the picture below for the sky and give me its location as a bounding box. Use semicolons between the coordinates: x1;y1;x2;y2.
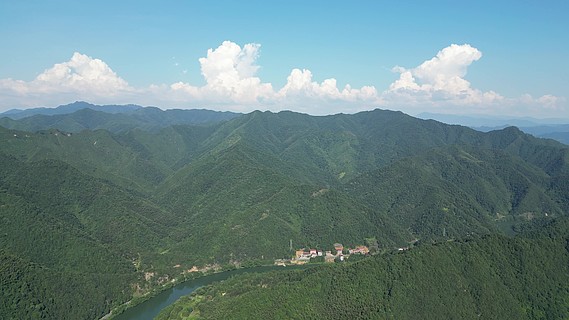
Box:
0;0;568;117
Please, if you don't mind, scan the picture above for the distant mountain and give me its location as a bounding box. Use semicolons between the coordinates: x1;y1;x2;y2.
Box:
0;102;241;133
1;108;569;318
540;131;569;145
417;112;569;145
472;125;569;146
1;101;142;119
417;112;569;127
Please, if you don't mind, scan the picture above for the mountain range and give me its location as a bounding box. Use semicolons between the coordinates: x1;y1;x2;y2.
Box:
418;112;569;145
1;103;569;319
0;101;240;133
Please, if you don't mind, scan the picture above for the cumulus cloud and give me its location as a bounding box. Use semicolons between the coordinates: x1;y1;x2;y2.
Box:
168;41;378;114
382;44;565;116
35;52;130;92
0;52;134;107
384;44;504;107
275;69;379;114
0;42;381;114
169;41;274;106
279;69;377;101
0;41;565;116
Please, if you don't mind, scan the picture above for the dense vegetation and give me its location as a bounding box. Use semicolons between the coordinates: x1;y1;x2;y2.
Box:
1;104;569;318
0;101;240;133
157;218;569;320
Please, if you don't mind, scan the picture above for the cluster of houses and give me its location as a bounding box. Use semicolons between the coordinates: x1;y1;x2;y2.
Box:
291;243;369;264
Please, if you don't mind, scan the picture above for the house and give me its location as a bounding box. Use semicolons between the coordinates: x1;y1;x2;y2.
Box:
309;249;317;257
295;248;318;260
349;245;369;255
334;243;343;256
291;256;310;264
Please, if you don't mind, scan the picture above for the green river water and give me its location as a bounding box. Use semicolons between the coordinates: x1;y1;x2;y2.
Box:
112;264;312;320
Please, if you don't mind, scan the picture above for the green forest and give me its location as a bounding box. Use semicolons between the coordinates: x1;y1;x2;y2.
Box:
157;218;569;320
1;104;569;318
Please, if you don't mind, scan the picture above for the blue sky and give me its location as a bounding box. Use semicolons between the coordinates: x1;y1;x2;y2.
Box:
0;0;567;117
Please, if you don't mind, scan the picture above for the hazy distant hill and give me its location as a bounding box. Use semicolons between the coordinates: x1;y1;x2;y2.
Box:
417;112;569;127
418;112;569;145
540;131;569;145
0;101;241;133
1;108;569;318
1;101;142;119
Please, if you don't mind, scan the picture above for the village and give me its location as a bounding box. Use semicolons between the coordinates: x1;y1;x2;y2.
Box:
274;243;370;266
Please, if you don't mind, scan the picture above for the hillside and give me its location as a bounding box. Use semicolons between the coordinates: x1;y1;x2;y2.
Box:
0;154;143;319
0;101;240;133
1;101;143;119
156;218;569;320
1;107;569;318
346;145;567;238
417;112;569;145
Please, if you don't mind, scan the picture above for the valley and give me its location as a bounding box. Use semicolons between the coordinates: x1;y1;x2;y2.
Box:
157;218;569;319
1;103;569;319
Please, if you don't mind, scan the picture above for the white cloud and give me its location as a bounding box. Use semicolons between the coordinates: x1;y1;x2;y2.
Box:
196;41;273;103
0;42;565;117
278;68;377;101
166;41;379;114
0;52;134;107
515;93;567;115
384;44;503;107
35;52;131;93
276;68;379;114
382;44;565;116
167;41;274;108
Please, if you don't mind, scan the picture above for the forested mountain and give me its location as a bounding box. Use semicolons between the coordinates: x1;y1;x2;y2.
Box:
0;101;240;133
418;112;569;145
1;101;143;119
157;218;569;320
1;107;569;318
541;131;569;145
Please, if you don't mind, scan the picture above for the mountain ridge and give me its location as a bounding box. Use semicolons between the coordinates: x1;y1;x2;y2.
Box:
156;218;569;320
0;101;241;133
1;101;142;119
1;106;569;318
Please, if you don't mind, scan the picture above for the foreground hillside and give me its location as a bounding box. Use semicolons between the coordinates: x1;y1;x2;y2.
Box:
1;106;569;318
157;218;569;320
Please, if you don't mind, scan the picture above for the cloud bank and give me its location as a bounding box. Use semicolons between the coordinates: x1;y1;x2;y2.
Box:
0;52;134;107
0;42;565;116
167;41;378;114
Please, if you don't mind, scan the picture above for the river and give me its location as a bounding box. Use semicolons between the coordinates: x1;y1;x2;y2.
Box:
112;264;312;320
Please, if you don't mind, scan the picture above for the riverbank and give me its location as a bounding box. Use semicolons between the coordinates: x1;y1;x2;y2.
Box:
102;264;316;320
99;264;234;320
